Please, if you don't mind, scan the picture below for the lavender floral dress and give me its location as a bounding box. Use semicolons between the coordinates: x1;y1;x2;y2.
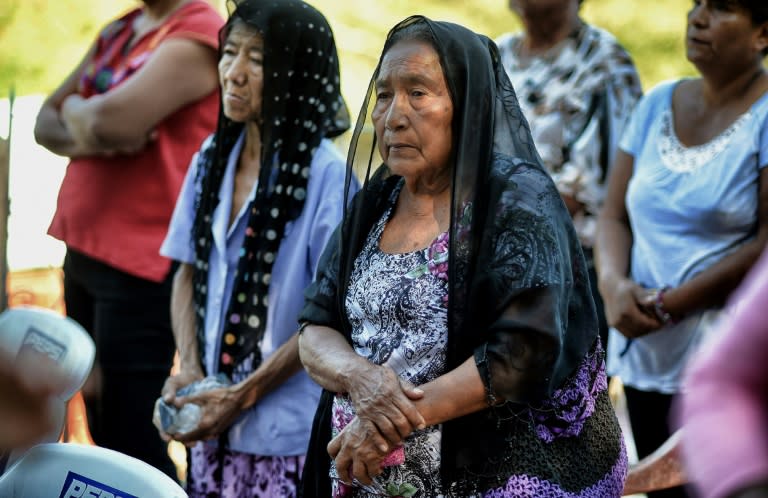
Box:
187;443;305;498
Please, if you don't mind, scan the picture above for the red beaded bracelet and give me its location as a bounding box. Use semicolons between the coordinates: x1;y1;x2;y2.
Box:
653;286;677;325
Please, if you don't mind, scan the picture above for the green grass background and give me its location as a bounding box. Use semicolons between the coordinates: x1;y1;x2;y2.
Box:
1;0;696;106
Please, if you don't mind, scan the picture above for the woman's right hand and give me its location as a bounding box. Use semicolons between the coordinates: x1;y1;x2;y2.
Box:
601;276;663;338
157;368;203;441
160;368;203;405
345;363;425;447
328;416;388;486
299;325;425;445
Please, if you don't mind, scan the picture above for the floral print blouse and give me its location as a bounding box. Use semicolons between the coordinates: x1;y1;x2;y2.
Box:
331;192;453;497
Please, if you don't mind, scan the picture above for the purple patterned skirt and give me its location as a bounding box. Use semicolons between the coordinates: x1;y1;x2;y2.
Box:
187;441;305;498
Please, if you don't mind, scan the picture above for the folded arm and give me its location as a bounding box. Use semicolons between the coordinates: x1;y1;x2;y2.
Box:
34;43;100;158
36;37;218;158
298;324;426;447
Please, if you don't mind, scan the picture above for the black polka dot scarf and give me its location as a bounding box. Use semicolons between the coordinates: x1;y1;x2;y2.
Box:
190;0;349;380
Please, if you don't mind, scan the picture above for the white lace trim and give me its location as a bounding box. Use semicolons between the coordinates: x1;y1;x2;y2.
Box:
657;108;750;173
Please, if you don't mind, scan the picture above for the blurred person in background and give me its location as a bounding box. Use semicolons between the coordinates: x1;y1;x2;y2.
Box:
33;0;223;478
677;247;768;498
157;0;354;496
595;1;768;497
0;350;67;454
496;0;642;356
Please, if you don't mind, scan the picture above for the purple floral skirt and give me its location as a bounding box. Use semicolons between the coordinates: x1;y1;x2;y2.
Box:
187;441;305;498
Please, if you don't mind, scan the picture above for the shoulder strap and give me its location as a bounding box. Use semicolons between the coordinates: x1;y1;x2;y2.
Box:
561;89;610;181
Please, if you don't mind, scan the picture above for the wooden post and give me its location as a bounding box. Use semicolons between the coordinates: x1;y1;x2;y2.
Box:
0;87;13;312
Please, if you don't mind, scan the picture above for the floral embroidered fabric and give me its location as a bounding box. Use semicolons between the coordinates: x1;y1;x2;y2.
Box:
479;340;627;498
657;108;751;173
187;443;305;498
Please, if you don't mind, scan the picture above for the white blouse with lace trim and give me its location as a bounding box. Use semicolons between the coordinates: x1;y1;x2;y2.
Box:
657;108;752;173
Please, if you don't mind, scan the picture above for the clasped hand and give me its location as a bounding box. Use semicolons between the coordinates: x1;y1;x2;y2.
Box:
158;370;247;445
602;277;664;338
329;363;425;486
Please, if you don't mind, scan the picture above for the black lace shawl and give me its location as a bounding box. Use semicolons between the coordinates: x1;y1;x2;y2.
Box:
190;0;349;380
298;15;598;495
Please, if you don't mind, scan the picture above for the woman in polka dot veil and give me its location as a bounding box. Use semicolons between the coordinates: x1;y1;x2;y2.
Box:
158;1;357;496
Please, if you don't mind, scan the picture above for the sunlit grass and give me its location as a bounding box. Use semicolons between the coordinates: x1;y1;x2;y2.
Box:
2;0;697;100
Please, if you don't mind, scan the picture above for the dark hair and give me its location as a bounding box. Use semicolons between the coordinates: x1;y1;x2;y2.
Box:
737;0;768;56
739;0;768;24
220;1;263;53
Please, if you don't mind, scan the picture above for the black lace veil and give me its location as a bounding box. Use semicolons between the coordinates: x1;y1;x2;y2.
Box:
300;15;597;494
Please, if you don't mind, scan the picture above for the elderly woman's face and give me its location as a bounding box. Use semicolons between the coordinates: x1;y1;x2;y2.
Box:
219;21;264;123
372;40;453;181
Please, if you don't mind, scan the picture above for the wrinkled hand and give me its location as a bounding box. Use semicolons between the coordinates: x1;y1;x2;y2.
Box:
346;364;425;447
157;369;203;442
328;416;387;487
602;277;663;338
169;384;246;445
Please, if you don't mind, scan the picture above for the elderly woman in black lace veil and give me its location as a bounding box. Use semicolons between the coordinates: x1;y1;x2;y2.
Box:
297;15;627;498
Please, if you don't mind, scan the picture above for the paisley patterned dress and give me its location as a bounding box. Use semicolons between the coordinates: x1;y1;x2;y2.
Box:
331;190;451;497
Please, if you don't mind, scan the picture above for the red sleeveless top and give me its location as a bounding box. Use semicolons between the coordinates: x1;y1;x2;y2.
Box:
48;1;223;282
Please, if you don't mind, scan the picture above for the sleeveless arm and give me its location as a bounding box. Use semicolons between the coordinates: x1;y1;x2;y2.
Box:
60;37;219;151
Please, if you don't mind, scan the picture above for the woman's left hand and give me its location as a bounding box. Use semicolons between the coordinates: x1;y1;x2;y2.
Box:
345;363;425;446
169;384;246;445
328;416;388;487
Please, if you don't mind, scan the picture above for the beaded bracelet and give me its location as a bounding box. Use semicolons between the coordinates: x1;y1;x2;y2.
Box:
653;286;677;325
297;321;312;334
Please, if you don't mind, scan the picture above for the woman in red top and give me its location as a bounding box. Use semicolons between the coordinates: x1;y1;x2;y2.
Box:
34;0;223;478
